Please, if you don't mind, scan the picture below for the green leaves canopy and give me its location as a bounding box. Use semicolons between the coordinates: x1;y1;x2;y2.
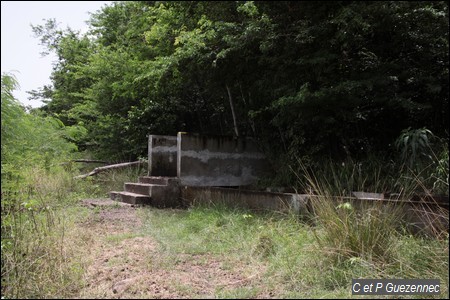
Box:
31;1;448;167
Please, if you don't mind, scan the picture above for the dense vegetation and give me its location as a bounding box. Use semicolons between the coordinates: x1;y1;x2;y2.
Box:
2;72;79;297
28;1;448;189
1;2;448;298
1;73;146;297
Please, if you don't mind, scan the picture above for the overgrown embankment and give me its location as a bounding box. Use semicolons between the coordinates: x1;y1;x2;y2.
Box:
1;72;448;299
2;173;448;298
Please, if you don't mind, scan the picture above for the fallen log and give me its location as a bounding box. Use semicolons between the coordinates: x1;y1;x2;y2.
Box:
74;160;146;179
72;159;111;164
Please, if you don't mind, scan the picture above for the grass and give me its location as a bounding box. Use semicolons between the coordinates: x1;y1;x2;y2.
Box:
0;163;145;299
1;158;448;298
135;153;448;298
139;205;318;298
138;201;448;298
294;159;448;298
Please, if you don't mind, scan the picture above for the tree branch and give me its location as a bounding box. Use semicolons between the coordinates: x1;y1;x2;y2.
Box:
73;160;146;179
72;159;111;164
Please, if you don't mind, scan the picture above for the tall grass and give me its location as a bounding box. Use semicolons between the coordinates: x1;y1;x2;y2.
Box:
293;159;448;296
92;163;147;195
1;165;85;298
4;162;442;298
1;161;146;298
298;163;406;264
137;151;448;297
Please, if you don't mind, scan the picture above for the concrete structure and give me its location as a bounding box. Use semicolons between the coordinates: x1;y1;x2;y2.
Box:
110;176;181;208
147;133;270;186
177;132;270;187
112;132;272;206
110;132;448;237
181;186;308;213
148;135;177;177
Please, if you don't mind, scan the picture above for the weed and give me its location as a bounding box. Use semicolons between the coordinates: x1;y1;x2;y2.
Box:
215;286;261;299
2;154;447;298
106;232;144;245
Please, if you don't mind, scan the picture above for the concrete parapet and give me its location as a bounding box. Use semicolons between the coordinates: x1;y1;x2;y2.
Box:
177;133;271;186
180;186;308;213
148;135;178;176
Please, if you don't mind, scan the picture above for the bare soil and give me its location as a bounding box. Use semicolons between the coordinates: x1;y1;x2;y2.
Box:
76;199;270;299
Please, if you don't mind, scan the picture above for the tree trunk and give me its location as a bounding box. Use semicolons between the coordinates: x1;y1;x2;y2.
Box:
226;84;239;137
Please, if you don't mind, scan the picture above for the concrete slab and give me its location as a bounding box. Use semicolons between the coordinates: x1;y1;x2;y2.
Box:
352;191;384;200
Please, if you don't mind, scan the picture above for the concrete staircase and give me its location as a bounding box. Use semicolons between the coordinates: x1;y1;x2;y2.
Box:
110;176;181;207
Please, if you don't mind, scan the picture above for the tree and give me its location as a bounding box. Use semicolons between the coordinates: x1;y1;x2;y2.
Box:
1;72;78;172
30;1;448;179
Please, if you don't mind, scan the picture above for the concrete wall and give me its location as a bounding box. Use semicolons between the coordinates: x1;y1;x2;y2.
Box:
177;132;271;186
180;187;448;237
148;135;177;176
181;186;308;213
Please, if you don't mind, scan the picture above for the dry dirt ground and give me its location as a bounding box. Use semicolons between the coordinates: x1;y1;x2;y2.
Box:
77;198;271;299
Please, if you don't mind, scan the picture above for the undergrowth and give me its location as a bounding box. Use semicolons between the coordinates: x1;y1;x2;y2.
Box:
140;199;448;298
1;162;145;299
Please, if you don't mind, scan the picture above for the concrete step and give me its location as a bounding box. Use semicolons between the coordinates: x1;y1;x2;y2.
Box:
110;191;151;205
124;182;165;195
139;176;179;186
110;176;181;208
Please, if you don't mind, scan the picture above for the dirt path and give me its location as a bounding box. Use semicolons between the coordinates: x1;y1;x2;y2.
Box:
76;199;269;299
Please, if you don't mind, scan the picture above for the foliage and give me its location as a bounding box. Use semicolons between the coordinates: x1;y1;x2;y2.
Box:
1;73;87;298
395;127;435;170
28;1;448;187
430;145;449;194
393;127;449;195
2;73;78;168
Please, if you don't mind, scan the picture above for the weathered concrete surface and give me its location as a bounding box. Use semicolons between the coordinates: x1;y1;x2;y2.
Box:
110;191;151;205
148;178;181;208
181;187;448;236
403;203;449;237
137;176;182;208
110;176;181;208
180;186;308;213
177;133;271;187
148;135;178;176
352;191;384;200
